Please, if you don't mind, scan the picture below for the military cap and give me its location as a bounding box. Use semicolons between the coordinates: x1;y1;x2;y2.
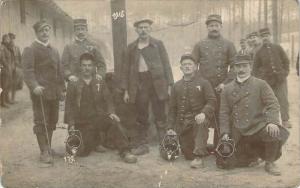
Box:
133;18;153;27
180;54;196;64
233;54;252;65
259;28;271;36
74;19;88;27
8;33;15;39
205;14;222;25
33;19;51;32
246;31;259;39
80;52;95;63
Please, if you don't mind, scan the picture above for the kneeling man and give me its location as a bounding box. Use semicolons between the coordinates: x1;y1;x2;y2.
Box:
167;54;217;168
219;54;289;175
64;53;137;163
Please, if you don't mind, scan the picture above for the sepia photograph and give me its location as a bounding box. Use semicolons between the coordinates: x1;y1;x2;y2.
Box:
0;0;299;187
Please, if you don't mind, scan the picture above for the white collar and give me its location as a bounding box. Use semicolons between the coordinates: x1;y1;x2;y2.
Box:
237;75;251;83
35;39;49;47
75;37;86;42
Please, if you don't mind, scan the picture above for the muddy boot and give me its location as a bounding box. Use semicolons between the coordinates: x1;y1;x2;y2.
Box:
36;134;53;164
265;161;281;176
190;157;204;169
121;151;137;164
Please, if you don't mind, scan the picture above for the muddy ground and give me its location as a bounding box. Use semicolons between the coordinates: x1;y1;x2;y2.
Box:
0;71;299;188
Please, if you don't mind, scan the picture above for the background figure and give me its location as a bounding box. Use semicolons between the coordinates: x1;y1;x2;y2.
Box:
253;28;291;129
0;34;13;108
8;33;23;103
238;39;247;55
122;18;174;155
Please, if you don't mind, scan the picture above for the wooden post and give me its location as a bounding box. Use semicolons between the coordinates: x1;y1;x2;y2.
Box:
110;0;127;85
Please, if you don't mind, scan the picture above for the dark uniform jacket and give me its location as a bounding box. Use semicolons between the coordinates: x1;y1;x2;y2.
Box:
22;41;65;100
253;43;289;87
192;36;236;87
0;44;13;77
168;75;217;134
121;37;174;103
64;78;114;126
219;76;281;142
62;39;106;79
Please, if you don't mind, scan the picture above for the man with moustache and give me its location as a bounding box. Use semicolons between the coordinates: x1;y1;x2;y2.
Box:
167;54;216;168
253;28;291;128
22;20;65;165
192;14;236;146
219;54;289;175
62;19;106;82
246;32;262;60
121;19;174;155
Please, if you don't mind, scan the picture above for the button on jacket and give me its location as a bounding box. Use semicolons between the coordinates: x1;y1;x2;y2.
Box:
219;76;281;140
168;76;217;134
192;36;236;87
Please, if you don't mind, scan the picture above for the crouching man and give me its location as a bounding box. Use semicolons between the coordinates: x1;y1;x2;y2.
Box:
219;54;289;176
167;54;217;168
64;52;137;163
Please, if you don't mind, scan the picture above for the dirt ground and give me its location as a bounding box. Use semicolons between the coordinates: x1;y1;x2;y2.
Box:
0;71;299;188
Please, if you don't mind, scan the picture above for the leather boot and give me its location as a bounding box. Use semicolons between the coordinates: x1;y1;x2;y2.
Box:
36;134;53;164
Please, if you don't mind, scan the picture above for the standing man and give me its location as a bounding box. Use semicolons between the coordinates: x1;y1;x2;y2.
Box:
253;28;291;128
64;53;137;163
246;32;262;60
8;33;22;103
22;20;65;165
238;39;247;55
219;54;289;175
167;54;216;168
122;19;174;155
62;19;106;82
192;14;236;145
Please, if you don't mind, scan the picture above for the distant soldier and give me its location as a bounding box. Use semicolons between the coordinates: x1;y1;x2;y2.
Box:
245;31;262;60
22;20;65;165
64;52;137;163
121;18;174;155
253;28;291;128
192;14;236;146
8;33;23;103
167;54;216;168
62;19;106;82
219;54;289;176
0;34;13;107
238;39;247;55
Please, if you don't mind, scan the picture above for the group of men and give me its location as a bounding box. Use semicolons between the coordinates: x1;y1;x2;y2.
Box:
21;14;290;176
0;32;22;107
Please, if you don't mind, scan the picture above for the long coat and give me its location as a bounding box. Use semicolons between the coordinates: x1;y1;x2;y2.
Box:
253;43;289;87
168;76;217;134
121;37;174;103
64;78;114;126
192;36;236;88
62;39;106;79
219;76;281;142
22;41;65;100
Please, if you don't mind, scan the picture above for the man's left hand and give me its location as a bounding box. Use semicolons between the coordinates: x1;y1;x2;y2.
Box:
195;113;206;125
266;123;280;137
96;74;102;81
109;113;120;122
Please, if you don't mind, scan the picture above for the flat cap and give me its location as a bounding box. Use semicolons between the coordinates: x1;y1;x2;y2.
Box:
233;54;252;65
206;14;222;25
259;28;271;36
33;19;51;32
74;19;88;27
180;54;196;63
133;18;153;27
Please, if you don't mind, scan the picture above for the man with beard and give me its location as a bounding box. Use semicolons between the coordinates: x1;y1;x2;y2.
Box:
253;28;291;129
8;33;22;103
0;34;13;107
219;54;289;176
167;54;216;168
246;32;262;60
65;52;137;163
121;19;174;155
192;14;236;147
62;19;106;81
22;20;65;165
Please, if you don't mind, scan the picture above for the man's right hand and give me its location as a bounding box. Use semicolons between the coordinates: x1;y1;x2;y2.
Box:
123;90;129;103
222;134;230;141
33;86;44;96
68;75;78;82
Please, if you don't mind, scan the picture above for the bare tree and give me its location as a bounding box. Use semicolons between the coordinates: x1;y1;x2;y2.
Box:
272;0;278;43
264;0;268;27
